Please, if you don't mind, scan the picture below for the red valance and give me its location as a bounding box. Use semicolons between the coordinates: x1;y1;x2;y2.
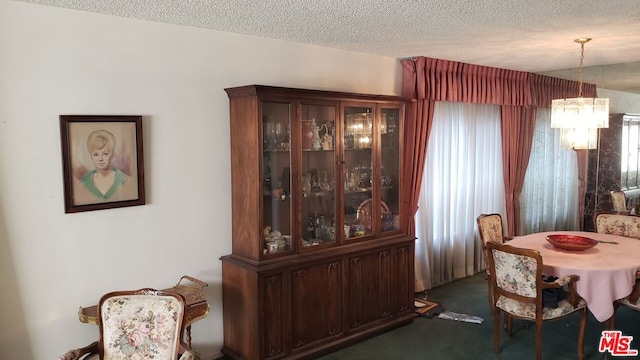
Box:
406;56;596;108
528;73;597;108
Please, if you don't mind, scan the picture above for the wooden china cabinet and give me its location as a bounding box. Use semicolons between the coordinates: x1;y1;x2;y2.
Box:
221;85;415;360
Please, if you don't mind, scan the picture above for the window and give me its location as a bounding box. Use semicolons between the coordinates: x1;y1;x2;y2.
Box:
621;114;640;190
519;109;579;234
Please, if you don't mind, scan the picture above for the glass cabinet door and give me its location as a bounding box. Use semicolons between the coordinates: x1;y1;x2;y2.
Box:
343;105;374;239
380;107;401;232
262;101;293;255
300;102;336;248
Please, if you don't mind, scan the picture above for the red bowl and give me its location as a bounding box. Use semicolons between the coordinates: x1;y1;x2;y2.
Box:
545;234;598;251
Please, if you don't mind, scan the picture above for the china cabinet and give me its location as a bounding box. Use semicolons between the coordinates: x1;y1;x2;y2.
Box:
220;85;415;360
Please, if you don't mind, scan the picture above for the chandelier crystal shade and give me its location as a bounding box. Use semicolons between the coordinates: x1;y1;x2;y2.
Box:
551;38;609;149
550;97;609;129
559;127;599;150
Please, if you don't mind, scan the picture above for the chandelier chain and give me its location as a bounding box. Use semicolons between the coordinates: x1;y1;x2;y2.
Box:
578;41;585;97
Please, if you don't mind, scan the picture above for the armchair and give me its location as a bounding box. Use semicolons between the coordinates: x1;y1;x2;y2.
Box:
60;288;195;360
595;212;640;239
485;242;587;360
607;271;640;330
610;190;627;213
477;213;512;308
477;213;512;246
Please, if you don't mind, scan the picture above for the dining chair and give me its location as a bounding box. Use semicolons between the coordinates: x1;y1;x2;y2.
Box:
477;213;512;245
477;213;513;308
59;288;195;360
607;271;640;330
594;212;640;240
611;190;627;213
485;242;587;360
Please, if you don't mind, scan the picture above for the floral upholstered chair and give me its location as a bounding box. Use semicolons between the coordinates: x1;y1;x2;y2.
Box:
595;212;640;240
607;271;640;330
477;213;512;246
485;242;587;360
477;214;512;307
610;191;627;213
59;289;195;360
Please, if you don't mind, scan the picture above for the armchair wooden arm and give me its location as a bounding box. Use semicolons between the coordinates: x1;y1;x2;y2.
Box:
58;341;97;360
541;275;582;307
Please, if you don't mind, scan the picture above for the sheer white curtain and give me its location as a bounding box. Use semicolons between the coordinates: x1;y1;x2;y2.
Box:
414;102;505;291
519;108;580;234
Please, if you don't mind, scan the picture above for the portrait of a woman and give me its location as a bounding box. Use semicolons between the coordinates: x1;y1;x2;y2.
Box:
80;130;130;200
69;122;139;207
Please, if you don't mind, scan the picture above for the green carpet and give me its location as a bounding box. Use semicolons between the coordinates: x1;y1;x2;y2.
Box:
319;273;640;360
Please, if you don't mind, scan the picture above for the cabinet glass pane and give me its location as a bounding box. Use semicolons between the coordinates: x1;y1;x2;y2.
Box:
262;102;292;255
381;108;401;232
344;107;374;238
301;104;336;247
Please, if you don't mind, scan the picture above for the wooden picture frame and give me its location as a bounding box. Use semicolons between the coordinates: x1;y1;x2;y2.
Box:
60;115;145;213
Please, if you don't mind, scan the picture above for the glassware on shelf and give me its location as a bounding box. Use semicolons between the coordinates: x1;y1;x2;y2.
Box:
347;171;360;191
302;120;313;150
274;122;284;150
264;122;277;151
318;171;331;192
320;123;334;150
302;173;312;196
311;118;322;150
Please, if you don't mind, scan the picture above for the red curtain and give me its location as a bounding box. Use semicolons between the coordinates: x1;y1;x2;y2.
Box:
402;57;592;236
401;58;435;236
500;106;537;236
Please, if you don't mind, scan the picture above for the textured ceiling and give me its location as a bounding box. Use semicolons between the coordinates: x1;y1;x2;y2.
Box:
15;0;640;94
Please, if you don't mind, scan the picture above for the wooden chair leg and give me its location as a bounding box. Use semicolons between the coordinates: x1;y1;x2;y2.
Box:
487;278;493;313
493;310;501;353
605;316;615;331
606;302;620;330
577;309;586;360
535;320;543;360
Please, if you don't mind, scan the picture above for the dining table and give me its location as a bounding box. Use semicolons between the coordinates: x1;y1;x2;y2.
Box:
507;231;640;323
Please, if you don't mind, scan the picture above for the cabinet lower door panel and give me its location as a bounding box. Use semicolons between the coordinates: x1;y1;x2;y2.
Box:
396;245;413;312
263;274;284;358
291;261;342;349
348;249;392;328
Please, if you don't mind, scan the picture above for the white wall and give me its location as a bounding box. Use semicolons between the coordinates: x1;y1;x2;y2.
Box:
0;2;402;359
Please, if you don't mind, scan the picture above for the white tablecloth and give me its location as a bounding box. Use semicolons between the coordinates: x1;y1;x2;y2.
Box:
507;231;640;322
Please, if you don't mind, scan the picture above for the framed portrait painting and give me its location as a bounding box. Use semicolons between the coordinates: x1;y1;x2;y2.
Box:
60;115;145;213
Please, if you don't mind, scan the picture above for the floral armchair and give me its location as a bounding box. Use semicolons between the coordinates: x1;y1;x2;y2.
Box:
595;212;640;240
477;213;513;307
477;213;512;246
59;289;195;360
485;242;587;360
610;191;627;213
608;271;640;330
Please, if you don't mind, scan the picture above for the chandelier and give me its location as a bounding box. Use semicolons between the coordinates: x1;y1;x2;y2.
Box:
550;38;609;149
